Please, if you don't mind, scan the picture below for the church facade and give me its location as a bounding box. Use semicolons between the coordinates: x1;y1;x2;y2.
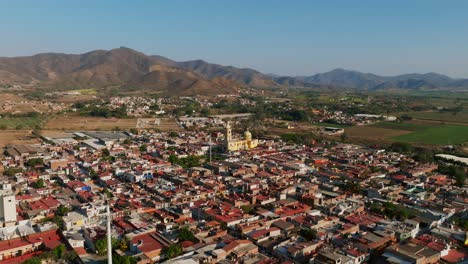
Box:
225;121;258;151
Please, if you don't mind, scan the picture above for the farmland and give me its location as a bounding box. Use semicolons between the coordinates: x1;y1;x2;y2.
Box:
392;125;468;145
345;126;410;142
44;116;137;130
0;130;40;148
370;121;435;131
0;116;45;130
346;120;468;145
44;116;182;131
396;111;468;124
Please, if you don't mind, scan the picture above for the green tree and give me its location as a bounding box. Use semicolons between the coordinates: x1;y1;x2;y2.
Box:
23;257;41;264
4;167;23;176
53;244;66;259
56;204;69;216
240;205;254;214
34;178;45;189
27;158;44;167
163;244;183;259
299;228;318;241
178;227;195;242
139;144;147;152
95;238;107;256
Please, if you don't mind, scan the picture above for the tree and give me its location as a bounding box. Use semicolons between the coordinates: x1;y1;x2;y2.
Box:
299;228;317;241
34;179;45;189
169;131;178;138
168;154;178;164
139;144;147;152
178;227;195;242
56;204;69;216
23;257;41;264
241;205;254;214
27;158;44;167
88;168;98;179
102;148;110;156
454;168;466;187
389;142;413;153
129;128;138;134
95;238;107;256
163;244;183;259
118;237;129;252
53;244;66;259
4;167;23;176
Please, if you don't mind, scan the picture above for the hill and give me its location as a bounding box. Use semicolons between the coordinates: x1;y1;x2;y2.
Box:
1;47;468;93
0;47;241;96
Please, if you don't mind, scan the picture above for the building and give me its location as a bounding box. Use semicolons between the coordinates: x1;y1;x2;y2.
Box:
225;121;258;151
0;183;16;226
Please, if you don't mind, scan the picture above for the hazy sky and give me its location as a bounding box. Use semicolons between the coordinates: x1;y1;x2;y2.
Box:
1;0;468;77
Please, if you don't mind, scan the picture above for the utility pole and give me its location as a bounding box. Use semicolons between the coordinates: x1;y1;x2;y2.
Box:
107;202;112;264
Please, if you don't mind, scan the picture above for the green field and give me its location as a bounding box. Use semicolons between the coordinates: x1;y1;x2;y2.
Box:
313;122;350;128
392;124;468;145
397;111;468;124
371;121;435;131
0;117;44;130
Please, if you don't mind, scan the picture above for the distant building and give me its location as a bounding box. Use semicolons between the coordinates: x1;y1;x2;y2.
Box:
0;183;16;226
225;121;258;151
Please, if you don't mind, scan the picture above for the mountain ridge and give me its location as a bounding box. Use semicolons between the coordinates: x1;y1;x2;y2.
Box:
0;47;467;93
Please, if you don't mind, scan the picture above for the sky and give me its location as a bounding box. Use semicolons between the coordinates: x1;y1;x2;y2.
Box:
1;0;468;77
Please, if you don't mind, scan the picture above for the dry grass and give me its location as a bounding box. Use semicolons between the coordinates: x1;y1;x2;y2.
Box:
136;118;181;131
0;93;50;113
0;130;40;148
345;126;410;141
45;116;137;130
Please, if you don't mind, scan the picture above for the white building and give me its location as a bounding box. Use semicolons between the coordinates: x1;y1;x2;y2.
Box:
0;183;16;226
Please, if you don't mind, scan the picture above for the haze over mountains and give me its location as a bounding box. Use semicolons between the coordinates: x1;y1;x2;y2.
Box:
0;47;467;95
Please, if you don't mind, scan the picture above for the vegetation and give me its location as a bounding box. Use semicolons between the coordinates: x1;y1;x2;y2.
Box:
33;178;45;188
168;154;203;168
370;202;413;221
299;228;318;241
4;167;23;176
178;227;195;242
392;125;468;145
438;163;466;186
280;133;316;145
240;205;255;214
163;244;183;259
0;115;45;130
27;158;44;167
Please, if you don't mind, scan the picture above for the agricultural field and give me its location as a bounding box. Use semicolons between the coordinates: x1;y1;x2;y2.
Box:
349;120;468;145
136;118;182;131
397;111;468;124
0;116;45;129
0;130;40;148
312;122;350;128
44;116;137;130
392;125;468;145
345;126;410;142
370;121;435;131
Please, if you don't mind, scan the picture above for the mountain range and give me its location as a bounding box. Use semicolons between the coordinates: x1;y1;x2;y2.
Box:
0;47;467;95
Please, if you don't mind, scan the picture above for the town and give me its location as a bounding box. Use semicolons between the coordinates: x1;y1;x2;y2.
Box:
0;116;466;264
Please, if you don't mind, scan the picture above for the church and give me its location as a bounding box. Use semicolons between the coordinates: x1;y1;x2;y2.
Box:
224;121;258;151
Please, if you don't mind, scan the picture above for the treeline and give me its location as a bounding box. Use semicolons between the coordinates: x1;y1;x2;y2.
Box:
73;102;128;118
